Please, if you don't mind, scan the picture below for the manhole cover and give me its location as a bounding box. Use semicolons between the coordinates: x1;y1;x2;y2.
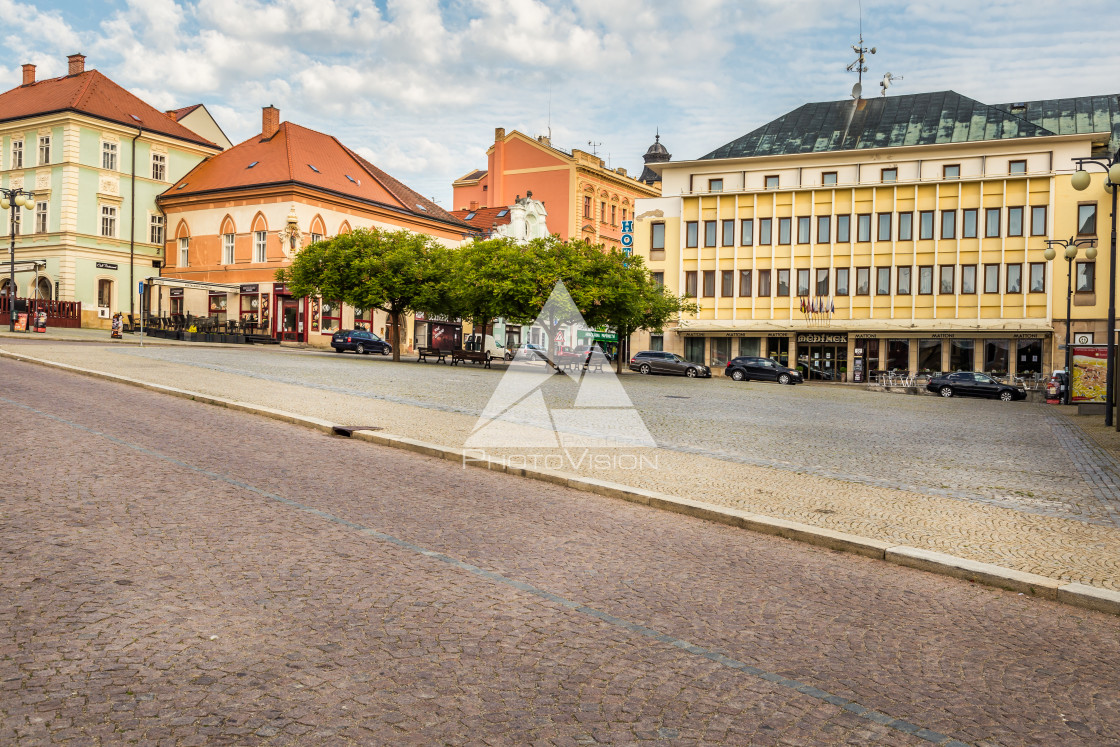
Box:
332;426;384;437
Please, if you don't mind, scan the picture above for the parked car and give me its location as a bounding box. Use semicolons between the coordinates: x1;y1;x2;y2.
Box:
517;342;550;362
725;356;804;385
629;351;711;378
925;371;1026;401
331;329;392;355
464;332;512;360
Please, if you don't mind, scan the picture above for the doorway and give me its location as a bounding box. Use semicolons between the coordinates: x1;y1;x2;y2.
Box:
800;343;847;381
278;296;303;342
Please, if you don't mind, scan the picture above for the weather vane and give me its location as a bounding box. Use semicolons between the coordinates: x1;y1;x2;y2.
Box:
846;33;875;99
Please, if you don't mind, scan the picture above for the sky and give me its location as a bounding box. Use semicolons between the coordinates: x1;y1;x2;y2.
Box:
3;0;1120;207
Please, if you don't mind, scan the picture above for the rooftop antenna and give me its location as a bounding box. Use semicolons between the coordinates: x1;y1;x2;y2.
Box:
588;140;602;156
846;1;875;99
880;72;903;96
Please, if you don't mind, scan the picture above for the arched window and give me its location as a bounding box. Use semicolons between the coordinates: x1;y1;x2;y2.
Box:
251;212;269;263
220;216;237;265
310;215;326;243
338;220;352;235
35;276;52;299
175;220;191;267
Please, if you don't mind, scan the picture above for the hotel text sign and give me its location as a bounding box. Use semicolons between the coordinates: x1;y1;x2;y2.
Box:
796;333;847;344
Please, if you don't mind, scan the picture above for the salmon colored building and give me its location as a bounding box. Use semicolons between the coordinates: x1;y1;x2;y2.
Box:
157;106;476;345
452;128;661;251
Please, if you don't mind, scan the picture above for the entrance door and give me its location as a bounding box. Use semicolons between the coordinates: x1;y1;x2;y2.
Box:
279;297;303;342
802;344;847;381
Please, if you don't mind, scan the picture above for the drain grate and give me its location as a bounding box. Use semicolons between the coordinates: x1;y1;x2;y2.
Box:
332;426;384;437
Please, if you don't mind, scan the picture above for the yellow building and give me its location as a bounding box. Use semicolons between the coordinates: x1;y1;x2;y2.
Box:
633;90;1120;382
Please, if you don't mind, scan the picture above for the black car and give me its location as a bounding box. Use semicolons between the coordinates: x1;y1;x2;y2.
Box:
331;329;392;355
629;351;711;378
926;372;1026;401
725;356;804;385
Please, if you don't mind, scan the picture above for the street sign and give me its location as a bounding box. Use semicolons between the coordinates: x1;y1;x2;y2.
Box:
554;331;565;344
138;281;145;296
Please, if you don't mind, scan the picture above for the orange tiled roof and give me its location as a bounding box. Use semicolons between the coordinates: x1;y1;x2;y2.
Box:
164;121;474;230
0;70;219;148
165;104;202;121
449;206;513;233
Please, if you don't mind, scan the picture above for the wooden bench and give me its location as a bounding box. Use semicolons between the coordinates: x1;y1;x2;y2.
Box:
451;349;493;368
417;346;448;363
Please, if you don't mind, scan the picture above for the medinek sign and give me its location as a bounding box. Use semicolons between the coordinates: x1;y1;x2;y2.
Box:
796;333;847;344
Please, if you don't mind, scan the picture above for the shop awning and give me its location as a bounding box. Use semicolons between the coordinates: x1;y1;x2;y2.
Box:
674;319;1054;335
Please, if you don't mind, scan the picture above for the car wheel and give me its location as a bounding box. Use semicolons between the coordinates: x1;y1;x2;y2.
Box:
381;348;390;356
639;363;651;375
1000;390;1014;402
940;386;953;398
730;369;745;382
685;367;697;378
355;343;365;354
778;373;791;385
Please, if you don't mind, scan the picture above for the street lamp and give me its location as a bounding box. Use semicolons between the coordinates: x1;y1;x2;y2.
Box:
1043;237;1098;405
1071;152;1120;424
1;187;35;332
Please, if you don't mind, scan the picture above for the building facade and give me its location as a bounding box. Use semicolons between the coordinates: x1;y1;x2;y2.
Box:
0;54;223;328
633;91;1120;381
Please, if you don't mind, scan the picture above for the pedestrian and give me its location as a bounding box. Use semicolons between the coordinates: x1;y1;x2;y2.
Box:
111;313;122;339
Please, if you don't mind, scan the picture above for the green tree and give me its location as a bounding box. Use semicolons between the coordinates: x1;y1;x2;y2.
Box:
277;227;451;362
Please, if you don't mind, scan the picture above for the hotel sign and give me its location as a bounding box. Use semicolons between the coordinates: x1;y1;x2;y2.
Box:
621;220;633;255
796;333;847;344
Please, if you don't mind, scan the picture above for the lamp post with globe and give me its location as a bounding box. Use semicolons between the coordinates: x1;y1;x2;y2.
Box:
1044;237;1098;405
1;188;35;332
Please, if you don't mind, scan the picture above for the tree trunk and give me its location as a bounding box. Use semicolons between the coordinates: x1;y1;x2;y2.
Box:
390;309;401;362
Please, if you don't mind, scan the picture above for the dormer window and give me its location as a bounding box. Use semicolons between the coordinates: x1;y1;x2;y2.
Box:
247;161;259;169
308;164;320;173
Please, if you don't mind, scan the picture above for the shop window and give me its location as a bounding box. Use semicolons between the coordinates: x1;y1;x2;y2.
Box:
722;220;734;246
97;278;111;307
759;218;772;244
816;268;829;296
961;265;977;294
208;293;228;315
739;337;760;357
710;338;731;368
1006;264;1022;293
836;215;850;242
321;300;341;334
962;209;977;238
897;266;911;295
353;306;375;331
984;264;1000;293
765;175;779;189
684;337;706;364
876;267;890;295
984;339;1010;376
797;216;810;243
919;211;934;240
857;214;871;242
170;296;183;315
778;217;791;244
1031;206;1047;236
1007;207;1024;237
240;293;260;323
1078;204;1096;235
821;172;837;186
940;265;954;294
835;267;849;295
649;334;663;351
740;219;753;246
918;266;933;295
702;270;715;297
776;269;790;296
721;270;734;297
684;271;697;297
950;339;974;371
898;212;912;241
985;208;1000;237
941;210;956;239
1076;262;1094;292
686;221;698;248
918;339;942;373
859;339;880;374
704;221;717;247
651;222;665;251
1016;338;1043;376
1029;262;1045;293
886;340;909;371
797;269;810;296
855;267;869;295
758;269;771;296
769;336;789;366
877;213;891;241
739;269;752;296
817;215;830;243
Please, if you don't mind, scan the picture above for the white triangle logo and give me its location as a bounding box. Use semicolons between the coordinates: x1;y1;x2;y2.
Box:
465;281;657;449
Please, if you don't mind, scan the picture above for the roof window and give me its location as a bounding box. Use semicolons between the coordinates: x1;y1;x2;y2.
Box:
1010;102;1027;113
247;161;259;169
345;174;361;186
465;212;476;220
416;204;427;211
176;182;188;189
308;164;320;173
496;209;509;217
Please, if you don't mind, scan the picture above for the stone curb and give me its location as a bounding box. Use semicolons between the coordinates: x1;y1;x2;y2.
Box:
3;347;1117;618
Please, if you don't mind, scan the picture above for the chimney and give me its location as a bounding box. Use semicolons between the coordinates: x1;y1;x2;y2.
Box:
537;135;551;147
67;54;85;76
469;200;478;210
262;105;280;138
21;64;35;85
494;127;505;142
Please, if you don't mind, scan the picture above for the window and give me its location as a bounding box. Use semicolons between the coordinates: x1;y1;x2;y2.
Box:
1006;264;1022;293
740;219;753;246
857;214;871;242
583;196;591;218
985;208;1000;238
797;216;810;244
686;221;698;248
887;339;909;371
704;221;717;247
759;218;772;244
877;213;891;241
816;268;829;296
709;178;723;192
897;266;911;295
776;269;790;296
100;205;116;237
34;201;47;233
941;210;956;239
918;339;942;373
11;139;22;168
149;215;163;245
651;223;665;250
881;167;897;182
758;269;771;296
651;271;664;286
254;230;267;262
11;207;20;234
721;270;734;297
836;267;849;295
611;205;616;225
855;267;870;295
836;215;850;242
1029;262;1045;293
152;153;166;181
943;164;960;179
1007;206;1023;237
38;135;49;165
898;212;913;241
102;141;117;170
1078;204;1096;235
797;268;810;296
1076;262;1095;292
702;270;715;297
97;279;111;307
685;271;697;297
320;300;341;334
739;269;752;296
649;334;663;351
178;237;189;266
918;266;933;294
950;339;974;371
223;233;235;265
984;264;1000;293
1031;206;1047;236
817;215;830;243
919;211;934;240
778;217;791;244
769;337;789;366
722;219;734;246
765;175;779;189
1009;159;1027;175
598;201;605;222
961;265;976;294
984;339;1010;376
685;338;706;364
822;171;838;186
710;338;731;368
876;267;890;295
739;337;760;357
310;233;323;244
1017;338;1043;376
939;265;954;294
962;209;977;238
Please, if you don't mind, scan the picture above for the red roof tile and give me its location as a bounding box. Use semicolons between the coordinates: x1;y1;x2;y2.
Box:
165;104;202;121
449;206;513;233
0;70;219;148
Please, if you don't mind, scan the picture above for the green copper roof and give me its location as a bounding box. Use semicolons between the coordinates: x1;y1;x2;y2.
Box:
700;90;1077;161
992;95;1120;149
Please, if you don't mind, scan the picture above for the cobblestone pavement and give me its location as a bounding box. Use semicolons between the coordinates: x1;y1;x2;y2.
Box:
4;340;1120;592
3;360;1120;746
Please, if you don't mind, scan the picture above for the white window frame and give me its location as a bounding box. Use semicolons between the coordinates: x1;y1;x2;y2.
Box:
310;232;323;244
149;214;164;245
35;201;48;233
151;152;166;181
100;204;117;237
12;206;21;235
38;135;49;165
254;230;267;263
102;141;118;171
223;233;235;265
11;139;23;169
178;236;189;267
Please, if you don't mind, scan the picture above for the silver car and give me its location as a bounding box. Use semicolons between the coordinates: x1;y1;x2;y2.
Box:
628;351;711;378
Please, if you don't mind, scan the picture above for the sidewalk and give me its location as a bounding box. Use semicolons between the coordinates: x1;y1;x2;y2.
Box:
4;338;1119;595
